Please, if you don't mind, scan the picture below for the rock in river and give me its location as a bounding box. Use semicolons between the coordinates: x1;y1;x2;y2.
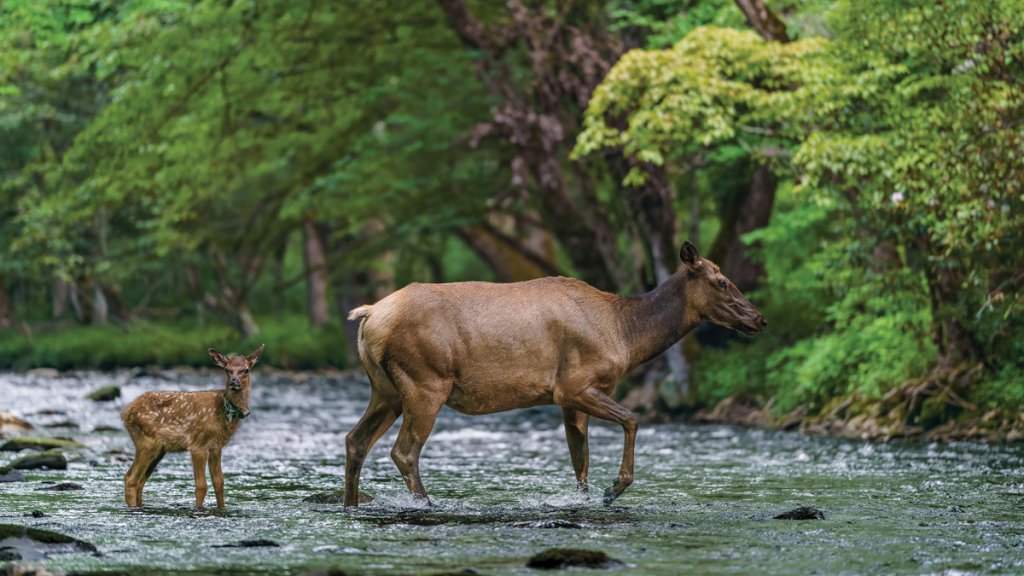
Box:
0;466;27;483
0;524;97;561
86;385;121;402
0;436;84;452
36;482;84;491
9;450;68;471
526;548;624;569
212;539;280;548
772;506;825;520
0;413;34;436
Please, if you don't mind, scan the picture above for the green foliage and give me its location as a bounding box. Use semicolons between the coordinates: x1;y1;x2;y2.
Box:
0;316;345;371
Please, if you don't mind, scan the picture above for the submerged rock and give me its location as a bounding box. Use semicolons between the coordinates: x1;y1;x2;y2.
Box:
303;490;372;504
212;539;280;548
772;506;825;520
24;511;47;518
86;385;121;402
36;482;84;492
9;450;68;470
1;436;84;452
304;569;350;576
92;424;121;433
0;466;27;483
0;523;97;561
526;548;623;569
512;519;582;529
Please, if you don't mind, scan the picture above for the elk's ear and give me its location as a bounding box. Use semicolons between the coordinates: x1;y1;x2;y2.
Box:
247;343;265;367
679;241;703;269
208;348;229;369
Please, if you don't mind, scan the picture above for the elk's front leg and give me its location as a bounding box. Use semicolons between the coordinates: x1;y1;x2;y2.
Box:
190;450;209;509
209;448;224;509
559;387;638;505
562;407;590;492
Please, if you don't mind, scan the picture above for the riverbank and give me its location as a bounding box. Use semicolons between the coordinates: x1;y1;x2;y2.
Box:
0;316;347;371
694;394;1024;444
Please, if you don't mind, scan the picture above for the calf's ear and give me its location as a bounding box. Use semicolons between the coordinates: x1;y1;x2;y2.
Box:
247;343;265;367
208;348;229;369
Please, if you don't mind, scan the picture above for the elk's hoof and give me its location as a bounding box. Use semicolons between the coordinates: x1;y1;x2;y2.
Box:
602;486;620;505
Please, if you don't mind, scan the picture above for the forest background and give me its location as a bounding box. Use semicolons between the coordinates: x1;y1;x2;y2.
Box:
1;0;1021;440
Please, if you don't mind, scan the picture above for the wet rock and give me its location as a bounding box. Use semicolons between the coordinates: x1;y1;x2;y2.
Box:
512;519;582;529
0;523;97;561
24;511;47;518
36;482;84;492
772;506;825;520
1;437;85;452
303;490;372;504
32;410;65;417
26;368;60;379
431;570;482;576
9;450;68;470
0;413;34;436
86;385;121;402
212;539;280;548
92;425;121;433
47;421;80;429
0;466;27;482
526;548;623;570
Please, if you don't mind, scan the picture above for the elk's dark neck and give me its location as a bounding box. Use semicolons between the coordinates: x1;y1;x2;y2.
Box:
618;270;700;369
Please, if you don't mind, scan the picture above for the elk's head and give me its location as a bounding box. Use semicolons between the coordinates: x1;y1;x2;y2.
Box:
680;241;766;335
208;344;264;419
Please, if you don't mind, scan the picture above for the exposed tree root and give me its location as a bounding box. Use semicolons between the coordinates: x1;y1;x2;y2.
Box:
694;363;1024;443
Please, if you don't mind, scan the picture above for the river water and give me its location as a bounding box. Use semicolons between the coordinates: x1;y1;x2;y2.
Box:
1;370;1022;575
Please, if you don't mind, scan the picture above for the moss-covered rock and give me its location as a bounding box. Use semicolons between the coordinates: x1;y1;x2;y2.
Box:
86;385;121;401
526;548;623;569
0;436;84;452
0;523;97;560
9;450;67;470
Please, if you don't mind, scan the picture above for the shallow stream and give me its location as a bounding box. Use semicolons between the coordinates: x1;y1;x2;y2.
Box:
1;370;1022;574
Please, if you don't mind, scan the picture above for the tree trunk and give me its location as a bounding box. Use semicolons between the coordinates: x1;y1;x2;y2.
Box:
52;278;69;320
92;284;109;326
733;0;790;42
236;304;260;340
709;163;777;293
68;281;84;322
0;275;12;330
458;221;559;282
302;218;330;327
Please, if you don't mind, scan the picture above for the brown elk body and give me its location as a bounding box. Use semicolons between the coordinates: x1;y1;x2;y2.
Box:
344;241;765;506
121;344;264;509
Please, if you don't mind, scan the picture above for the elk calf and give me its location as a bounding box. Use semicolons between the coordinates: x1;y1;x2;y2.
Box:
121;344;264;509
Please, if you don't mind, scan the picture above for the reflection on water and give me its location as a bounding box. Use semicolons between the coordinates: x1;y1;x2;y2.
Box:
1;370;1022;575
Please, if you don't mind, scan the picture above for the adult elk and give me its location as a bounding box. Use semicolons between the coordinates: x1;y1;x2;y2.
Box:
344;242;764;506
121;344;264;509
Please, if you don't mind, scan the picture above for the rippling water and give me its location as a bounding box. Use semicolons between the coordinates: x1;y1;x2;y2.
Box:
1;370;1023;575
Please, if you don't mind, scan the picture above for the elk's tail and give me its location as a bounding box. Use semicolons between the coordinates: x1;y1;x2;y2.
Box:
347;305;373;321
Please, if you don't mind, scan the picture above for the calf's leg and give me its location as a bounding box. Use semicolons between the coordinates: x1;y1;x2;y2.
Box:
209;448;224;509
191;450;209;509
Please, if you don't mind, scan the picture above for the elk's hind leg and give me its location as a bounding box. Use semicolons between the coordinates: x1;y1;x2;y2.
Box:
388;366;447;504
345;392;400;507
125;444;163;508
562;407;591;492
558;387;638;505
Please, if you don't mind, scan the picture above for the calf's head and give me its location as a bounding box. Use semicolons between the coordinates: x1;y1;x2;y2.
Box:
679;241;766;335
208;344;264;418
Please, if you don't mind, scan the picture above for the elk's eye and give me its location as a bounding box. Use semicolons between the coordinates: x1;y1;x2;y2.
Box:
243;369;249;375
718;279;727;288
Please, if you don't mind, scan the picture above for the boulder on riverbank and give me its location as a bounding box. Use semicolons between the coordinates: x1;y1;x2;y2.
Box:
8;450;67;471
85;385;121;402
0;437;84;452
526;548;623;570
0;524;97;561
